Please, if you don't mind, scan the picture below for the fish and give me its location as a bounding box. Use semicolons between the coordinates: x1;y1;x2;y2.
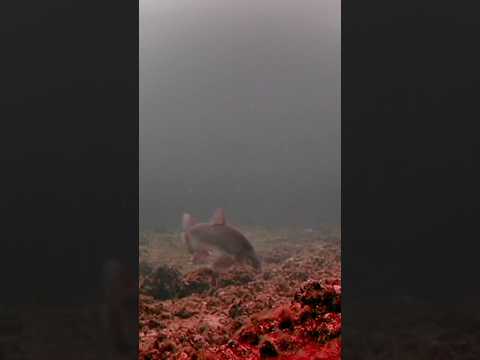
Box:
181;208;262;271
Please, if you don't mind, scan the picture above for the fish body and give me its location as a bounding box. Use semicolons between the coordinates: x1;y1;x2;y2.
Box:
182;208;261;271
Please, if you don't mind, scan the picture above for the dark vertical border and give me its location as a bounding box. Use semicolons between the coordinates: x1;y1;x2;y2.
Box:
1;0;138;358
343;0;480;357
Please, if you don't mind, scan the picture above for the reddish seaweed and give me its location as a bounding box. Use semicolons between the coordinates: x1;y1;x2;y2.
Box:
139;236;341;360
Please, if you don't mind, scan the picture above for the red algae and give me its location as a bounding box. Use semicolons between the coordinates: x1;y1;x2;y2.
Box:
160;278;341;360
139;233;341;360
281;338;341;360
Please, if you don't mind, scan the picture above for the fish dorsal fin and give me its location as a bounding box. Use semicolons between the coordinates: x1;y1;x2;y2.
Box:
210;208;226;225
182;213;197;230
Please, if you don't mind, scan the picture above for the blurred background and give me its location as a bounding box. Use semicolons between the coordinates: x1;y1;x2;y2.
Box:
140;0;340;230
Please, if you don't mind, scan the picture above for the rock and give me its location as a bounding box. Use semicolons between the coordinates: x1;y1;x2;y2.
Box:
141;265;184;300
259;338;279;358
174;308;196;319
182;268;218;296
294;280;341;313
